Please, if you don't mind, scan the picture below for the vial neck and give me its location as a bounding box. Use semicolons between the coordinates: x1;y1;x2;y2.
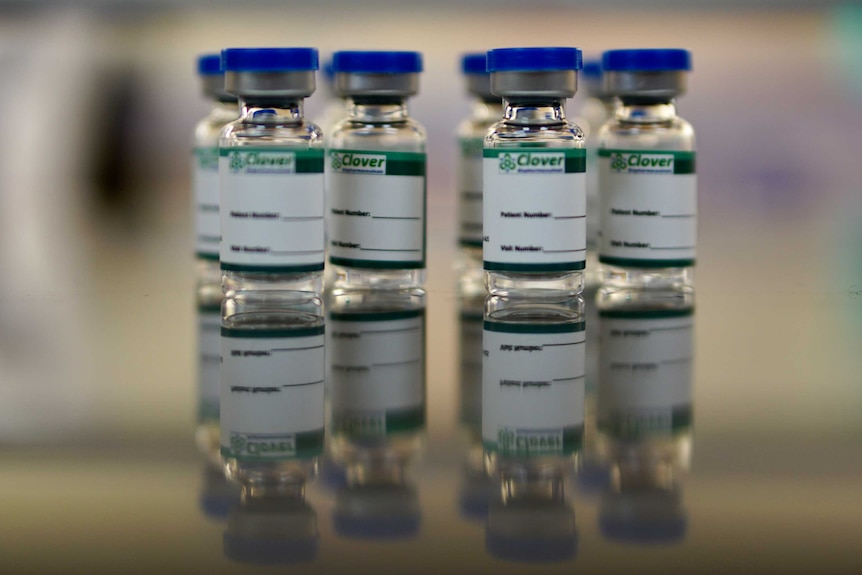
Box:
616;98;677;124
239;98;305;124
471;98;504;122
503;98;567;126
348;97;409;123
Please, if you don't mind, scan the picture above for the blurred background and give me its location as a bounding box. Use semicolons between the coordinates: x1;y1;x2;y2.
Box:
0;1;861;571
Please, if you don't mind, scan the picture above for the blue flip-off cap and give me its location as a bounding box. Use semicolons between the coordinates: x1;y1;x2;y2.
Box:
462;53;488;75
602;49;692;72
581;60;603;80
332;51;423;74
197;53;222;76
221;48;319;72
486;47;583;72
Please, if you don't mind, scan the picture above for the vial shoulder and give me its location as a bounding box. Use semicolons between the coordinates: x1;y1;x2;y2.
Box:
219;119;324;148
597;117;695;151
194;114;234;148
328;118;426;152
485;120;585;148
457;117;497;141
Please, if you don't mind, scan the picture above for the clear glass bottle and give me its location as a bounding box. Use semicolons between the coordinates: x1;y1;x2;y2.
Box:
326;51;427;291
576;60;617;289
219;48;325;301
220;292;325;490
595;297;694;543
193;53;238;306
483;47;586;298
597;49;696;295
456;53;502;296
194;300;222;464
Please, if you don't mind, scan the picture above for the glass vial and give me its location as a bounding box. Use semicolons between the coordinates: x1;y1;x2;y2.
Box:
456;53;502;296
219;48;325;300
193;54;238;305
326;51;427;291
483;47;586;298
597;49;696;295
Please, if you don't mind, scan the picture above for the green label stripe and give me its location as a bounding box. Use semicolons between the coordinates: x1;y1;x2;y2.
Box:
328;149;426;176
329;308;425;322
599;307;694;319
483;147;586;173
483;425;584;455
333;405;426;438
598;148;696;174
194;146;220;169
221;262;325;273
196;251;219;262
218;147;324;173
329;256;424;270
484;261;586;272
459;238;484;248
197;302;222;313
220;428;325;461
459;137;485;156
221;325;324;338
598;405;693;440
198;401;220;423
483;320;585;334
599;256;695;269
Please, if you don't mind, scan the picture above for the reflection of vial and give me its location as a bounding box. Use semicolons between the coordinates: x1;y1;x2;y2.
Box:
220;294;325;489
327;51;427;291
219;48;324;299
596;302;694;544
195;302;222;463
199;459;240;522
457;53;501;295
194;54;237;304
597;49;696;295
483;47;586;297
327;289;426;539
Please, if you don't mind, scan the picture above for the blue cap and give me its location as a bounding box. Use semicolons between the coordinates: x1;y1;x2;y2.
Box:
487;47;582;72
332;51;423;74
462;53;488;75
197;53;222;76
221;48;319;72
322;59;335;83
602;49;692;72
581;60;603;80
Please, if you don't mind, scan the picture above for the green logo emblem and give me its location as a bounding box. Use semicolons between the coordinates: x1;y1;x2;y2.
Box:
331;153;343;170
610;153;627;172
498;428;516;449
229;151;245;172
499;153;517;173
230;433;247;453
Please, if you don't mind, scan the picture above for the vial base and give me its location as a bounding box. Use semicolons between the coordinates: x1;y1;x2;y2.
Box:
457;246;484;297
595;284;694;314
331;265;425;292
485;270;584;299
598;264;693;297
224;457;318;490
222;270;323;300
196;258;223;306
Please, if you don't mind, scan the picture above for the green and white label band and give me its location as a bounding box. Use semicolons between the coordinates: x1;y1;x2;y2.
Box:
598;149;695;175
598;148;696;268
483;147;587;272
219;147;325;272
458;137;485;248
193;147;221;259
220;329;325;461
327;149;427;269
483;425;584;456
598;405;693;440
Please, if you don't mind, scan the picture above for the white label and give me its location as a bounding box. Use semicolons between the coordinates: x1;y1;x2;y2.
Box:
598;149;697;266
329;310;425;437
197;305;222;423
459;304;484;428
219;148;325;272
327;149;426;268
597;311;694;438
482;322;586;455
220;327;325;460
193;147;220;259
458;137;484;247
483;148;586;272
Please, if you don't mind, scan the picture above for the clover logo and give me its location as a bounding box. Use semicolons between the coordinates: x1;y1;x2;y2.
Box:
331;154;343;170
230;433;247;453
229;151;245;172
498;428;516;448
610;153;627;172
499;153;517;173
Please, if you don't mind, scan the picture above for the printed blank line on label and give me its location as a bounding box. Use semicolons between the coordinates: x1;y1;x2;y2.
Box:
552;374;586;383
650;246;696;250
542;340;586;347
553;215;587;220
270;249;326;255
373;358;421;368
661;214;696;218
282;216;324;221
542;248;587;254
371;215;422;220
647;325;693;333
360;248;421;253
230;380;323;392
271;344;325;352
